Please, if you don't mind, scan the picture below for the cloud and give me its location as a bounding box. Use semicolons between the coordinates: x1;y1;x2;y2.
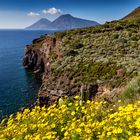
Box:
42;8;62;15
27;12;40;17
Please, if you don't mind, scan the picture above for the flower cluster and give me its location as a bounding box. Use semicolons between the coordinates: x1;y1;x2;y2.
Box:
0;96;140;140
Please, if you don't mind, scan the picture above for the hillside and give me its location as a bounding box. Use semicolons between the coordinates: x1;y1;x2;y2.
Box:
26;14;99;30
23;19;140;106
123;6;140;21
47;14;99;30
26;18;51;29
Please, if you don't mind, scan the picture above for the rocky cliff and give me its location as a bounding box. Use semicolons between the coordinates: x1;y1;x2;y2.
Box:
23;20;140;106
23;35;63;106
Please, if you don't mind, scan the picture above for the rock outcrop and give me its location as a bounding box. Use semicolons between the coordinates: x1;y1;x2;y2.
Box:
23;36;62;73
23;35;65;106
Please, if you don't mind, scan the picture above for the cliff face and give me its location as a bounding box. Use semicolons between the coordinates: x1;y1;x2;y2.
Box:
23;36;61;74
23;35;63;106
23;20;140;106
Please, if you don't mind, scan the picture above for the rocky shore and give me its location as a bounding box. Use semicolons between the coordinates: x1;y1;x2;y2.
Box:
23;35;61;106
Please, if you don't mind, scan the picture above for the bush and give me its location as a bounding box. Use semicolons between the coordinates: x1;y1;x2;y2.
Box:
115;25;124;31
122;77;140;100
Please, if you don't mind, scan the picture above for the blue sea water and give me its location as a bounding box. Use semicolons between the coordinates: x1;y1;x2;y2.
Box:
0;29;54;117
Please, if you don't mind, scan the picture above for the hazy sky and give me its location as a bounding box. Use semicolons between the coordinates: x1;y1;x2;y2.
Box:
0;0;140;28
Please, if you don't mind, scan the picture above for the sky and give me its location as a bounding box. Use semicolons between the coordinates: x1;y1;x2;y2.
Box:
0;0;140;29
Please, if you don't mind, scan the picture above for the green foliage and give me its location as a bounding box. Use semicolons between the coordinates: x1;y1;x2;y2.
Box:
49;20;140;91
66;49;79;56
79;62;118;83
122;77;140;101
112;33;119;39
115;24;124;31
70;40;84;49
54;31;66;40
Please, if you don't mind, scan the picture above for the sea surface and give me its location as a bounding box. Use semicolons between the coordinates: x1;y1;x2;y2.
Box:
0;29;54;117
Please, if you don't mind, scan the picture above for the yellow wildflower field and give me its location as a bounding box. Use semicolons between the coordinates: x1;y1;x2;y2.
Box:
0;97;140;140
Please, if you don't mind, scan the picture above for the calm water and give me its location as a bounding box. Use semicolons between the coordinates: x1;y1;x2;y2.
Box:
0;29;54;117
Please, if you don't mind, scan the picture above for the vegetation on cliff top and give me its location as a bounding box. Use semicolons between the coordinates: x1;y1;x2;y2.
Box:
49;20;140;93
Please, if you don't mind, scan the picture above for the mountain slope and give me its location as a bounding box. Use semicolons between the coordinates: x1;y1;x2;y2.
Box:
123;7;140;21
26;14;99;30
26;18;51;29
47;14;99;30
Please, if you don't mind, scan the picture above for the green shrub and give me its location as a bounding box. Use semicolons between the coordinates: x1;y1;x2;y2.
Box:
122;77;140;100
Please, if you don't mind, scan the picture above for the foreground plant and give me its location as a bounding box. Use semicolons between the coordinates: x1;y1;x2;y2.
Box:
0;96;140;140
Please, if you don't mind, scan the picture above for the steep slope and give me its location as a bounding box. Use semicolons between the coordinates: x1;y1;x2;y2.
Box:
23;20;140;106
123;6;140;21
47;14;99;30
26;18;51;29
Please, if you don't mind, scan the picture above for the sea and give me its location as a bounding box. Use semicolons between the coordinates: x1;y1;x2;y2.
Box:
0;29;55;117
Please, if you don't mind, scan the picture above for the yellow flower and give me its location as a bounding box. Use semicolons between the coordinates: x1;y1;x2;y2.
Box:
74;95;80;99
85;127;91;134
80;122;85;127
87;100;91;104
45;135;52;139
35;134;40;140
64;131;69;137
71;111;75;116
75;102;79;107
68;103;73;106
118;100;122;103
50;113;55;117
51;123;56;128
76;128;82;133
107;132;112;136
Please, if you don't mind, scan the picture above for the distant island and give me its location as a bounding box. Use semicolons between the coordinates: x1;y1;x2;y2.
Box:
26;14;99;30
